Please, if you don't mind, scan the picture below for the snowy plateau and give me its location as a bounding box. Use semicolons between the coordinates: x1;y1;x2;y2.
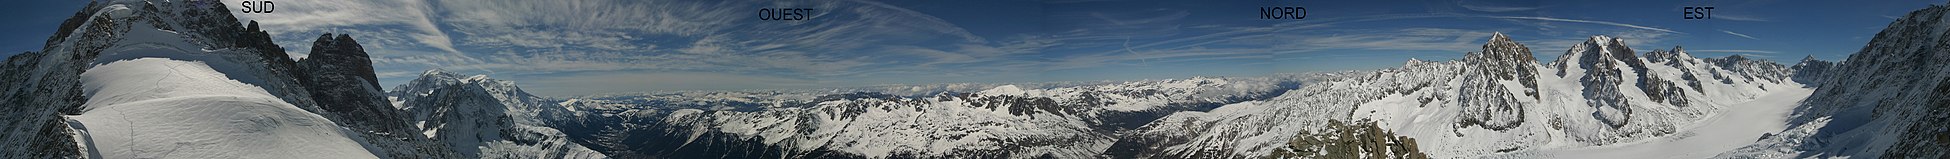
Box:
1;0;1947;159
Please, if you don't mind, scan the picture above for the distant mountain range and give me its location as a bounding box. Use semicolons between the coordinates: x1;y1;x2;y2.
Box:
0;0;1942;158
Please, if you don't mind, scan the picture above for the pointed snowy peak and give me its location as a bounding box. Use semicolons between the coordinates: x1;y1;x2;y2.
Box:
398;70;526;95
1473;32;1537;64
1790;55;1834;69
389;69;603;158
1551;35;1648;76
1788;55;1837;86
422;69;463;78
1670;46;1696;59
1454;32;1541;130
392;69;568;127
1643;46;1699;65
1463;32;1541;89
394;70;539;109
1487;32;1516;44
391;69;471;98
1548;35;1690;127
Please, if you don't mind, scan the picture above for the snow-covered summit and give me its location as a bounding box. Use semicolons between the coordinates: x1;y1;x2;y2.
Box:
1455;32;1541;130
0;0;391;158
389;70;605;158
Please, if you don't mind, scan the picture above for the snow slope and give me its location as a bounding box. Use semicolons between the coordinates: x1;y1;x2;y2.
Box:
39;1;380;158
1494;87;1811;158
70;58;375;159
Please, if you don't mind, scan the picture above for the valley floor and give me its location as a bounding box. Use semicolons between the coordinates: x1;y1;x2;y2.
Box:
1496;87;1813;158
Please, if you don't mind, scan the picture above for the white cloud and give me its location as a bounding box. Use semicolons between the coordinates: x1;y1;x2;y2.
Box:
1486;16;1681;34
225;0;481;71
1720;30;1759;40
1715;14;1770;22
1282;28;1498;53
1457;0;1539;12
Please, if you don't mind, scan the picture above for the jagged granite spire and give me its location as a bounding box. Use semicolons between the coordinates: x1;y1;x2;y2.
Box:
299;33;380;89
1557;35;1639;127
296;33;462;158
1456;32;1539;130
1472;32;1541;90
1548;35;1692;128
1643;46;1696;65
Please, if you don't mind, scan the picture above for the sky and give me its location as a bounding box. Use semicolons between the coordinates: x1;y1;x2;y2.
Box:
1;0;1943;96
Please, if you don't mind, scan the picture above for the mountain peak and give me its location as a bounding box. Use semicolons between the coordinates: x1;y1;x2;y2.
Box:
388;69;603;158
1552;35;1643;73
1724;54;1751;61
1455;32;1543;130
1474;32;1536;64
1586;35;1616;45
1643;46;1700;66
422;69;461;78
299;33;380;89
1489;32;1513;42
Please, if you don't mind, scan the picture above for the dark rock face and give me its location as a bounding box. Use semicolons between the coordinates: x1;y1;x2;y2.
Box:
300;33;381;90
1456;32;1537;130
0;3;99;158
1788;55;1837;86
1638;48;1697;108
1767;4;1950;158
1471;33;1543;90
1267;120;1430;159
296;33;461;158
297;33;386;118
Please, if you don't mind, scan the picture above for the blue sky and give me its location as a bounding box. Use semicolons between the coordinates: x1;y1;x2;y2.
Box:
2;0;1942;96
